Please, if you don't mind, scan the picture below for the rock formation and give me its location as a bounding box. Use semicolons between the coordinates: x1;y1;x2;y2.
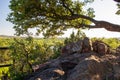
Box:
92;40;110;55
24;37;120;80
82;37;92;53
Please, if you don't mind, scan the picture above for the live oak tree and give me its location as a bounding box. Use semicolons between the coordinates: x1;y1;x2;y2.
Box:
7;0;120;37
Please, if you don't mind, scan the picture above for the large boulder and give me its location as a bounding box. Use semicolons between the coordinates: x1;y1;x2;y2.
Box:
66;54;119;80
66;55;104;80
116;46;120;54
61;37;92;56
61;40;83;56
92;40;110;55
113;63;120;80
24;38;120;80
25;52;120;80
29;68;65;80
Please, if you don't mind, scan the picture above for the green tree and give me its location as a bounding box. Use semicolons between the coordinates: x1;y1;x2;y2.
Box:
9;37;64;80
6;0;89;37
64;29;86;44
116;1;120;14
7;0;120;37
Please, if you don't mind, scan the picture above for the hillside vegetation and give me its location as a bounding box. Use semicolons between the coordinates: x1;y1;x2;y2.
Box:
0;36;120;80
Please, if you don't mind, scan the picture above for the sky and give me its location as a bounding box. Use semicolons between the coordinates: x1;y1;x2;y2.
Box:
0;0;15;36
0;0;120;38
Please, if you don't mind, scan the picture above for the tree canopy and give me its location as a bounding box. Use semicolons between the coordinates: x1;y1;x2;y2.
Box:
7;0;120;37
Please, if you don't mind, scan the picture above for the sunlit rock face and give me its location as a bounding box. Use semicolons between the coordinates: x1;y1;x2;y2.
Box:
24;37;120;80
61;40;83;56
61;37;92;57
92;40;110;55
82;37;92;53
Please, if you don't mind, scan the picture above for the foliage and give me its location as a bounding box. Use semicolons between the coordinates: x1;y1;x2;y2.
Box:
0;37;14;47
0;36;64;80
8;37;63;80
7;0;94;37
91;37;120;49
0;37;12;63
64;29;86;44
0;36;120;80
0;50;11;64
9;37;36;79
0;67;9;80
116;3;120;15
0;37;13;80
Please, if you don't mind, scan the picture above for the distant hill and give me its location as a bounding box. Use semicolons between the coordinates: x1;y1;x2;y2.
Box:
0;35;15;38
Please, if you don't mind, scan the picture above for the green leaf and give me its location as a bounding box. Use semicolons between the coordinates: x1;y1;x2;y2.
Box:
116;10;120;15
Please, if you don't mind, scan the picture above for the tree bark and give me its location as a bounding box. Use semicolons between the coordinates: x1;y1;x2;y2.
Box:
60;0;120;32
59;14;120;32
91;20;120;32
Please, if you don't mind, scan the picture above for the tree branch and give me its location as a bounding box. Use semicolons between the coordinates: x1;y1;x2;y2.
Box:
76;20;120;32
73;14;97;23
50;1;120;32
60;0;96;22
76;24;96;29
40;0;120;32
61;0;74;15
52;13;120;32
94;21;120;32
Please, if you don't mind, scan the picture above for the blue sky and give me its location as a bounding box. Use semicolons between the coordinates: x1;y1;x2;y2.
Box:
0;0;120;38
0;0;15;36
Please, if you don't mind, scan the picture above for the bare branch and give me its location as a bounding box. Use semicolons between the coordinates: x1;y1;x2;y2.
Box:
94;21;120;32
73;14;96;23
